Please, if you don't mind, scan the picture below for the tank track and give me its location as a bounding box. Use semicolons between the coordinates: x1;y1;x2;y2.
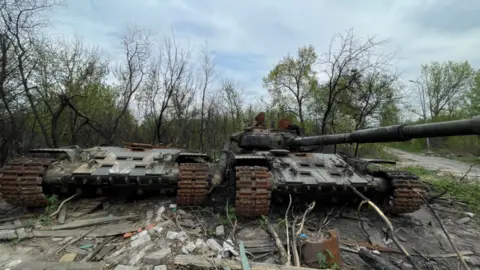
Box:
384;171;427;214
234;166;272;217
0;157;54;207
176;163;210;205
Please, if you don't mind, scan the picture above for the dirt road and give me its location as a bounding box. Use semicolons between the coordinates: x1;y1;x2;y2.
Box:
386;148;480;179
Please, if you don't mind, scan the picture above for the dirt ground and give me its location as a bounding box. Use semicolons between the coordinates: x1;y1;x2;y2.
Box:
1;149;480;270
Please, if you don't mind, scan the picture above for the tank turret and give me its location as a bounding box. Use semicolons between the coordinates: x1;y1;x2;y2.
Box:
208;113;480;218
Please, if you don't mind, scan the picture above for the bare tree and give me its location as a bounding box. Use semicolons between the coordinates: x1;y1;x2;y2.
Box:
109;24;151;144
197;41;215;151
142;34;191;143
221;79;244;130
317;29;394;134
1;0;60;147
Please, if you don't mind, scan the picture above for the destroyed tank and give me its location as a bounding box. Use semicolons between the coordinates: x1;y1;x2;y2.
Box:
0;142;214;208
209;113;480;217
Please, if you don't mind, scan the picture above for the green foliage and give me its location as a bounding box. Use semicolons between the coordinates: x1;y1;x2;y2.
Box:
316;249;340;269
402;166;480;215
419;60;475;118
263;45;318;127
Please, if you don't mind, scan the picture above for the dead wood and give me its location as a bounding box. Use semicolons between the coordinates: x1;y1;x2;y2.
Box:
55;226;97;253
51;215;136;230
81;235;115;262
173;254;330;270
358;247;401;270
33;222;136;237
348;184;421;270
50;194;78;218
417;192;471;270
266;222;288;265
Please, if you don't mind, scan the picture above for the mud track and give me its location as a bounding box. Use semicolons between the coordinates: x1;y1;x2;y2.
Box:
386;148;480;179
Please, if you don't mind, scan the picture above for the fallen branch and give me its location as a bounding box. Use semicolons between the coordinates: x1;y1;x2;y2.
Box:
292;216;300;267
358;247;401;270
417;192;471;270
285;193;292;266
173;254;330;270
50;194;79;218
347;184;420;270
52;215;136;230
81;235;115;262
266;222;288;265
340;245;474;258
56;226;97;253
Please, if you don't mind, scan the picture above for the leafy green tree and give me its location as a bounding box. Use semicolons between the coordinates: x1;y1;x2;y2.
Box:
263;45;318;128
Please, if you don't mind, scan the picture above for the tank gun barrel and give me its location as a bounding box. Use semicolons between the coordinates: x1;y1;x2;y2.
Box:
291;115;480;146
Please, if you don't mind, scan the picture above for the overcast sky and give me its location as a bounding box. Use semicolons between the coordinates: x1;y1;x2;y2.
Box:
48;0;480;101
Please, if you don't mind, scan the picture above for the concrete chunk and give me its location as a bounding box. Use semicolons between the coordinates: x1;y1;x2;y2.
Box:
59;253;77;262
154;266;167;270
115;265;140;270
215;225;224;237
144;248;172;265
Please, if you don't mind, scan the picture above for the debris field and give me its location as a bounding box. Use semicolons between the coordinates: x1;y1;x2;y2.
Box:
0;191;479;270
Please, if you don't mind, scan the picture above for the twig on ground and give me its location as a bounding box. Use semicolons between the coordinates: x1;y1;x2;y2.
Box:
50;194;79;217
347;183;421;270
285;193;292;266
417;191;471;270
295;201;315;236
226;201;237;241
292;216;300;267
266;222;288;265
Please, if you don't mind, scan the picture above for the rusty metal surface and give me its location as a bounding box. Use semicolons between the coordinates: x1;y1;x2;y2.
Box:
384;171;426;214
176;163;210;205
0;157;54;207
235;166;272;217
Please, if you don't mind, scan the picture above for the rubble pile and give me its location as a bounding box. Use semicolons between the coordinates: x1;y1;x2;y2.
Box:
0;194;479;270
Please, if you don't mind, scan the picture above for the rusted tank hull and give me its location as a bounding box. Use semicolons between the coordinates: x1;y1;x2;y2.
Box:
0;144;214;208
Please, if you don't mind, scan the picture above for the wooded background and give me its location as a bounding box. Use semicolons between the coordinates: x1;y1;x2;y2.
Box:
1;0;479;165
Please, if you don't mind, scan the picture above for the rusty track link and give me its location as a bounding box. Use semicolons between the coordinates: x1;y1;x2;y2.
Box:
385;171;427;214
0;157;55;207
234;166;272;217
176;163;210;206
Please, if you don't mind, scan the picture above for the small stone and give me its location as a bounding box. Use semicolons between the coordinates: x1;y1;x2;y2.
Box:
206;238;222;252
0;229;17;240
59;253;77;262
216;225;225;237
175;231;188;242
456;217;471;224
165;231;178;240
181;241;196;254
144;247;172;265
115;265;140;270
154;266;167;270
195;239;208;251
129;243;155;266
155;206;166;222
145;210;154;225
131;231;152;248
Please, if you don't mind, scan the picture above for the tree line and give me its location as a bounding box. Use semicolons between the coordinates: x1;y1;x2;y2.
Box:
1;0;479;165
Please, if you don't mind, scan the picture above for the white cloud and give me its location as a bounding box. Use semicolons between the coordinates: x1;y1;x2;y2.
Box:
48;0;480;102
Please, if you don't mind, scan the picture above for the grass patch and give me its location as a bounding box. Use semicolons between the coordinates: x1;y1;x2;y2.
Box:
447;156;480;164
402;166;480;215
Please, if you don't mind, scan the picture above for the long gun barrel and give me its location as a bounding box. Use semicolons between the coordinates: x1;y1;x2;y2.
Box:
291;115;480;147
